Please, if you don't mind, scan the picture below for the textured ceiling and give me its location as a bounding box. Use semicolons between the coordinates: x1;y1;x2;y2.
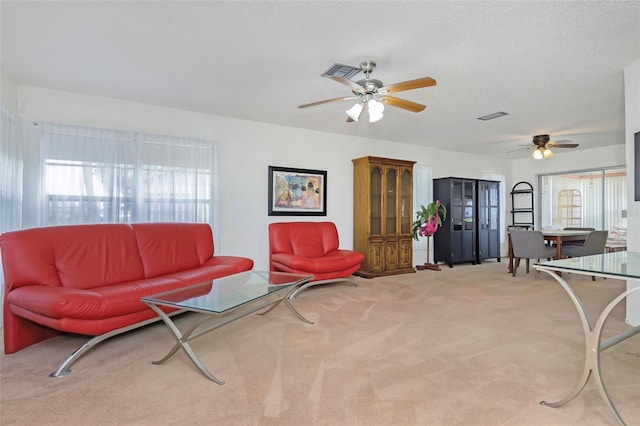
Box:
2;1;639;159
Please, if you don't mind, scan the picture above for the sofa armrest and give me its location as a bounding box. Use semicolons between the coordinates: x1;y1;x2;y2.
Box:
8;286;102;319
203;256;254;273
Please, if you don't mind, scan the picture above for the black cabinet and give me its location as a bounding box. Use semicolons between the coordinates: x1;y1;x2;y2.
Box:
477;180;501;262
433;178;500;267
433;178;477;266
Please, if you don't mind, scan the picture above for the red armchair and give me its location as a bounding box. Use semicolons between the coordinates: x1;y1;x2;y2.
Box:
268;222;364;299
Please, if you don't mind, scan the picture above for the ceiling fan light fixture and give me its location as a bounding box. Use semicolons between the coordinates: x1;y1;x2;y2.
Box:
346;102;364;121
368;99;384;122
532;148;544;160
543;147;554;158
302;60;435;122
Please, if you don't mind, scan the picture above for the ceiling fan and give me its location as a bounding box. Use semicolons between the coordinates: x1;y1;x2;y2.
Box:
298;60;436;123
509;134;579;159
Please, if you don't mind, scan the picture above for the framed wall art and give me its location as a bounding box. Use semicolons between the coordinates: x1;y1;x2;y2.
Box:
268;166;327;216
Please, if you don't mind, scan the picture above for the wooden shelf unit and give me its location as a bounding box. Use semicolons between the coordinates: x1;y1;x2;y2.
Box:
353;156;416;278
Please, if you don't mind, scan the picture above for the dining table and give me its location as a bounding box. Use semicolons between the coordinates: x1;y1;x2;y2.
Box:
507;229;592;274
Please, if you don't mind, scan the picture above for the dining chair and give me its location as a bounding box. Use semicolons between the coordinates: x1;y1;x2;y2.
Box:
561;230;609;281
561;227;596;246
510;230;557;277
561;230;609;258
562;231;609;257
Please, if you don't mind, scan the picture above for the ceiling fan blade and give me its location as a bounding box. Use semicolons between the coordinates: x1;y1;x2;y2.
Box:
379;96;426;112
548;140;578;148
549;143;579;148
506;147;528;154
327;76;362;92
298;96;357;109
379;77;436;94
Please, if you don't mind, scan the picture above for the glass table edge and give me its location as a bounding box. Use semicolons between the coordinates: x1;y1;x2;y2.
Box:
140;271;314;314
534;251;640;280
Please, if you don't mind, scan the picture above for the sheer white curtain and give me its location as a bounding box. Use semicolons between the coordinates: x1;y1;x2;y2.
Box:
139;133;219;233
39;122;137;224
413;164;433;252
604;175;627;229
1;104;24;325
1;105;23;232
38;122;219;238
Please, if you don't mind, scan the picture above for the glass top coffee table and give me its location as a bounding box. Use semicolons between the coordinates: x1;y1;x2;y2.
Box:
141;270;313;385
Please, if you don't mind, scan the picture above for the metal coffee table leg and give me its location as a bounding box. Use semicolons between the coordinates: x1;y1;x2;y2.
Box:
146;304;226;385
144;287;312;384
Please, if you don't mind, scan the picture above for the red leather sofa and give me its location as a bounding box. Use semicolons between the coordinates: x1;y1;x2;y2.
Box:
268;222;364;298
1;222;253;375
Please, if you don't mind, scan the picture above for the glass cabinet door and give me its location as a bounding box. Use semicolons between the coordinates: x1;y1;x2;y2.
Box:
370;167;382;235
478;182;489;231
385;167;397;235
463;181;474;230
452;180;463;231
400;168;412;234
489;183;499;230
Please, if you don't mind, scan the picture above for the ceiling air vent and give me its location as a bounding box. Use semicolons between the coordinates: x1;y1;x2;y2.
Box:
322;63;362;79
478;111;509;121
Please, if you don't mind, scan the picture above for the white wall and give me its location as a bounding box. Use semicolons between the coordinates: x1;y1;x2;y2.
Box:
624;58;640;326
16;85;512;270
1;72;18;109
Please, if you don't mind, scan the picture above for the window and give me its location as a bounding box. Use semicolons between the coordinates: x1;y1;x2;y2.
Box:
539;167;627;231
39;122;218;227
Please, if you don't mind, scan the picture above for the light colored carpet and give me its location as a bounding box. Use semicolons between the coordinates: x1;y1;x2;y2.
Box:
1;261;638;426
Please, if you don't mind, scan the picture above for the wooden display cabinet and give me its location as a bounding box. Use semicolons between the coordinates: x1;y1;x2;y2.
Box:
353;156;416;277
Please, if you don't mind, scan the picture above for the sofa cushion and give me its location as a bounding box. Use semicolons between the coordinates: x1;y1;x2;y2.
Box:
0;228;63;290
132;223;215;278
9;305;166;337
286;222;340;257
0;224;146;291
164;264;238;286
7;276;184;320
271;249;363;274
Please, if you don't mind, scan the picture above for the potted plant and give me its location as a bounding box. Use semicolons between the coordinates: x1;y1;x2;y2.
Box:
412;200;447;271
